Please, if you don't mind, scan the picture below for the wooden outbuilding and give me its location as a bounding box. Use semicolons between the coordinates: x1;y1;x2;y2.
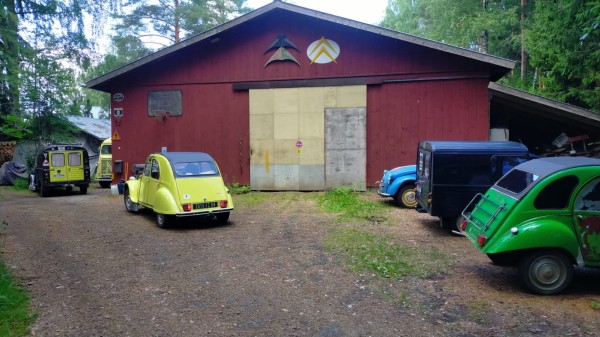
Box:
86;0;518;190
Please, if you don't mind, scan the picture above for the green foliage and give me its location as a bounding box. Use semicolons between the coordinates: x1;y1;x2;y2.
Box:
527;0;600;111
12;178;29;191
317;186;388;223
591;299;600;310
232;191;272;207
228;182;251;194
0;114;31;140
325;226;449;279
0;260;35;337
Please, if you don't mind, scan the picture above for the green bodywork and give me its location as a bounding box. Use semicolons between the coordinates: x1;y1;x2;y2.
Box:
462;162;600;268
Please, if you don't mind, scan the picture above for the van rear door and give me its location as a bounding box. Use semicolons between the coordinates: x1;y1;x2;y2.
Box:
415;148;432;211
48;150;85;183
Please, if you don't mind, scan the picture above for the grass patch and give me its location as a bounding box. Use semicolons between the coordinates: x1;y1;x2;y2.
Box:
232;192;273;207
228;183;251;195
590;299;600;310
0;260;35;337
317;186;389;223
324;226;449;279
11;178;29;191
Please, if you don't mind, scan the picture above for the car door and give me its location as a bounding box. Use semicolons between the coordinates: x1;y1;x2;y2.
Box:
143;159;160;207
138;158;153;206
573;175;600;263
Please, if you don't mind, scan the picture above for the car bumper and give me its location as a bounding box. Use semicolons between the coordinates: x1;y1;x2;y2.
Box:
175;207;233;218
375;181;391;197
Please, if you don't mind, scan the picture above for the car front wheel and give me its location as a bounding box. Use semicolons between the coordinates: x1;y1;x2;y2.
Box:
124;188;139;212
395;185;417;208
519;249;573;295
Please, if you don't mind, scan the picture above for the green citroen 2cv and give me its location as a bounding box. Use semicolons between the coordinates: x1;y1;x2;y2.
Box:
459;156;600;295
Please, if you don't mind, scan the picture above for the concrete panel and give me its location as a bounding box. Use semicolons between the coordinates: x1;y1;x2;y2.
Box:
324;87;338;108
299;112;324;139
250;114;273;140
274;113;299;140
325;149;366;190
297;138;324;165
273;139;299;165
299;165;325;190
299;87;325;113
249;139;273;166
249;89;274;115
273;165;299;190
250;164;275;190
325;107;367;191
338;85;367;108
273;88;299;114
325;108;366;150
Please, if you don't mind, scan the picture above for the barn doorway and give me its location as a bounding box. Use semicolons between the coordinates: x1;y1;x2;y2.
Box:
249;86;366;191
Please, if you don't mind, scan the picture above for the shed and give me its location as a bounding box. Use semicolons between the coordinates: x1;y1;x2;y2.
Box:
86;0;516;190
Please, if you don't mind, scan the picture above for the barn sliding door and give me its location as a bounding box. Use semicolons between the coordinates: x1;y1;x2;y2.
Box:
250;86;366;191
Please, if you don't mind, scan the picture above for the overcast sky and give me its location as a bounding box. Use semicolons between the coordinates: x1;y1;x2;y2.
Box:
245;0;389;25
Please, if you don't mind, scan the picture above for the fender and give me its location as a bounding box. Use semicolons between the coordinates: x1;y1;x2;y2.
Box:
124;179;141;203
484;217;579;260
381;165;416;197
152;186;180;215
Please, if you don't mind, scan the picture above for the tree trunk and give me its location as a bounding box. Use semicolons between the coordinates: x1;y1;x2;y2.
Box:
521;0;527;81
174;0;180;43
480;0;489;53
1;0;21;115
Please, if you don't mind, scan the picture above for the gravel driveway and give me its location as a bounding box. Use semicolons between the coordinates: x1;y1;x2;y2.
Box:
1;186;599;337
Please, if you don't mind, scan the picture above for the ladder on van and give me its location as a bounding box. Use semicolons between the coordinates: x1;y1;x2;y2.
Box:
461;193;507;231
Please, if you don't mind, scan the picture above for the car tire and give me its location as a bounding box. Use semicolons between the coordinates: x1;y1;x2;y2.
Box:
80;186;87;194
99;181;111;188
440;216;458;231
40;184;49;197
518;249;573;295
487;253;516;266
156;213;174;228
216;212;230;225
124;188;139;213
395;185;417;208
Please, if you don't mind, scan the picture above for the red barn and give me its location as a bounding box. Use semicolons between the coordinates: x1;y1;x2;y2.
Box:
86;1;515;190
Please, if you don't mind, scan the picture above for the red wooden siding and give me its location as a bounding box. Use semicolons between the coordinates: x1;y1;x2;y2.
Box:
366;78;490;185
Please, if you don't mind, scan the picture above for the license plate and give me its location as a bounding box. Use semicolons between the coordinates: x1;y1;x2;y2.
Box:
53;173;65;178
193;202;218;209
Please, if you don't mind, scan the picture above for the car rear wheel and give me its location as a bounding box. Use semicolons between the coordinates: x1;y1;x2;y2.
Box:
216;212;230;225
79;186;87;194
124;188;139;212
519;249;573;295
40;184;49;197
156;213;174;228
99;181;111;188
395;185;417;208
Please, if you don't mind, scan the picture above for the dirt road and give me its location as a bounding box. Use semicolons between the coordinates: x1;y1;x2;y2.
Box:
1;186;599;336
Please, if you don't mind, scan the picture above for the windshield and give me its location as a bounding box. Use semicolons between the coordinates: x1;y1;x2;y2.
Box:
495;169;539;194
100;145;112;155
173;161;218;177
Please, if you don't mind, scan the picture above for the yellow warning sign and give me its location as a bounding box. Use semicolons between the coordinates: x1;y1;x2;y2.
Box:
112;131;121;140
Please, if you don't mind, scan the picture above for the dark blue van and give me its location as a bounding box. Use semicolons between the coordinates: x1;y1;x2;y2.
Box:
415;141;533;232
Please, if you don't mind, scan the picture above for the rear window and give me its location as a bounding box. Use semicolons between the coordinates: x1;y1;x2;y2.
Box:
174;161;218;177
495;169;539;194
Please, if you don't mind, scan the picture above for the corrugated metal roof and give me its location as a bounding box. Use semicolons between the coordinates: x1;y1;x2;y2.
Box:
66;116;111;140
86;0;515;90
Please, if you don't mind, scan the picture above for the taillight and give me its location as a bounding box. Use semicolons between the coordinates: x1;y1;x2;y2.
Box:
459;218;469;232
220;200;228;208
477;234;487;247
183;204;192;212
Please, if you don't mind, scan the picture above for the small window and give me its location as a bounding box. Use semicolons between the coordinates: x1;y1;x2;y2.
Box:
51;153;65;167
496;169;539;194
575;177;600;212
143;159;152;177
68;152;81;166
534;175;579;210
101;145;112;155
148;90;182;117
150;159;160;180
174;161;218;177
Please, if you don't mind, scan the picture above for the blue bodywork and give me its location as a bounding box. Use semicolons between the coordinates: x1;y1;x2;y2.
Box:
376;165;417;201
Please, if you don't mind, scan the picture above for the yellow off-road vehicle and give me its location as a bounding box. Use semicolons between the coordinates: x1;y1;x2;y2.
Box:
29;144;91;197
96;138;112;188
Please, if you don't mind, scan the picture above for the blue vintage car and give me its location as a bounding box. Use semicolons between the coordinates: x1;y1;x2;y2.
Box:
376;165;417;208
